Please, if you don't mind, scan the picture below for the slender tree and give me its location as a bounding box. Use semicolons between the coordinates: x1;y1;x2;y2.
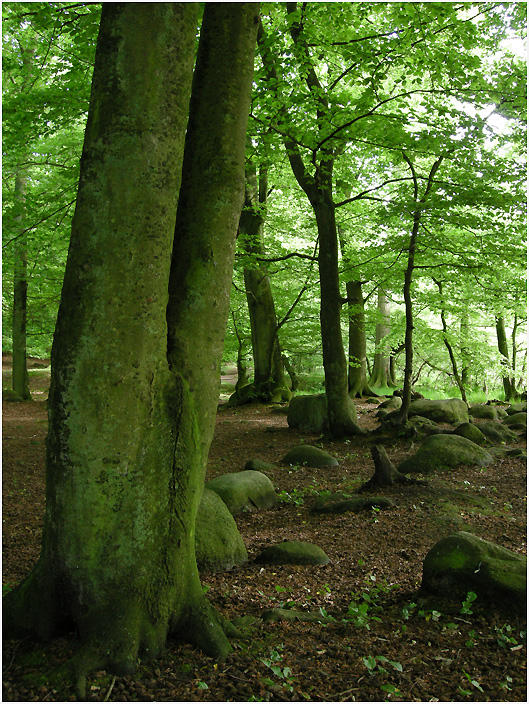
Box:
4;3;258;693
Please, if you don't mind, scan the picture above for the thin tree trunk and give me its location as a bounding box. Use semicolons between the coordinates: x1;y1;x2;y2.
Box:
434;279;468;404
460;308;470;387
12;169;31;399
5;3;258;692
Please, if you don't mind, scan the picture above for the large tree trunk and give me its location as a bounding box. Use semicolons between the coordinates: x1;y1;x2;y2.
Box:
369;288;394;389
237;166;290;403
12;169;31;400
346;280;375;397
496;315;517;401
4;2;258;692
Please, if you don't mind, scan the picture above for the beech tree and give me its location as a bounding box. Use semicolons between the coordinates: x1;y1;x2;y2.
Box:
4;2;258;693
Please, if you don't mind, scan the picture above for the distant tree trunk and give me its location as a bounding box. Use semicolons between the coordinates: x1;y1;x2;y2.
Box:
235;165;290;403
12;169;31;400
346;280;375;397
5;3;258;691
496;315;517;400
231;313;249;393
460;309;470;387
434;279;467;404
369;288;394;389
358;445;421;491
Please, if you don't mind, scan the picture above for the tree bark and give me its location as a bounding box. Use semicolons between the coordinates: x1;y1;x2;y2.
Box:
314;195;362;435
358;445;422;491
434;279;468;404
236;165;290;403
460;308;470;387
12;169;31;399
346;280;375;397
4;2;258;691
496;315;517;400
369;288;394;389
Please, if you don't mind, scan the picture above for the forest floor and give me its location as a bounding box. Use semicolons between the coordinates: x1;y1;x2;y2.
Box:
2;356;527;702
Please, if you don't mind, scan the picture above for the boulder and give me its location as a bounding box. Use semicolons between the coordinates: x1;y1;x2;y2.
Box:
397;434;493;475
503;412;527;430
453;422;487;446
244;458;277;473
195;488;248;572
477;420;518;444
506;402;527;415
469;404;502;421
376;396;402;419
408;415;441;432
287;393;357;434
422;531;526;610
311;494;395;514
408;398;469;425
206;470;277;515
366;397;380;405
281;444;338;468
256;540;329;565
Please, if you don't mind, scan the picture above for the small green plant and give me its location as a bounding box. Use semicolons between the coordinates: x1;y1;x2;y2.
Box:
499;675;513;692
2;583;14;596
401;601;417;620
465;629;478;648
495;623;526;649
196;680;209;690
371;506;380;523
362;655;403;675
260;644;296;693
462;669;484;694
273;584;298;609
460;591;477;615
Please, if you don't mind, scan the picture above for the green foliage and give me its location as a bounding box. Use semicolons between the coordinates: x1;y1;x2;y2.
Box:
460;590;477;615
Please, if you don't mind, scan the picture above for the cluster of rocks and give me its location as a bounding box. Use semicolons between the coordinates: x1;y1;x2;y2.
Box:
196;393;526;619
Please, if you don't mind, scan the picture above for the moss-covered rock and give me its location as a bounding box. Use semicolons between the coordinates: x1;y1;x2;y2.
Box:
206;470;277;515
506;402;527;415
503;412;527;430
477;420;518;443
366;397;381;405
195;488;248;572
256;540;330;565
469;404;502;420
281;444;338;468
311;494;395;514
453;422;487;446
286;393;328;433
397;434;493;475
244;458;277;472
408;398;468;425
376;396;402;419
422;531;526;610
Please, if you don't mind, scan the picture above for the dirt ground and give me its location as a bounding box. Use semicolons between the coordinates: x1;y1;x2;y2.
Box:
2;357;527;702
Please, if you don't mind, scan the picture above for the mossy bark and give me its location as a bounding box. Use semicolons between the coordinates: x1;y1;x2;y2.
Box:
4;2;258;691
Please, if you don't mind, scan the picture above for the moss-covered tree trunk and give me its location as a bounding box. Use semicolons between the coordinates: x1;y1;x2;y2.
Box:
4;2;258;691
346;280;375;397
369;288;393;389
12;169;31;400
235;165;290;403
496;315;517;401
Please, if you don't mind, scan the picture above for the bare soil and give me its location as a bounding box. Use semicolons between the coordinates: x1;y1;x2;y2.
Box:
2;358;527;702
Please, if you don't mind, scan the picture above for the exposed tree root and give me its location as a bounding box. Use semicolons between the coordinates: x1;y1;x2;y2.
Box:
359;445;427;491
